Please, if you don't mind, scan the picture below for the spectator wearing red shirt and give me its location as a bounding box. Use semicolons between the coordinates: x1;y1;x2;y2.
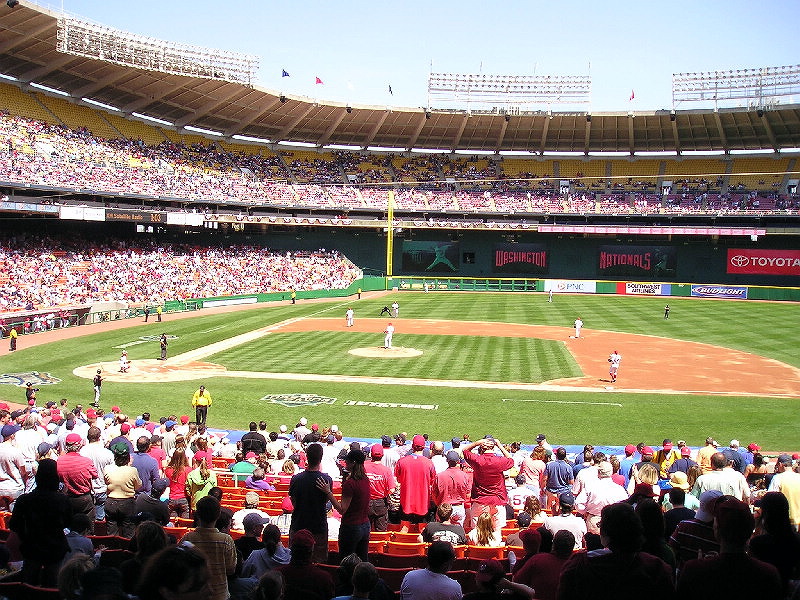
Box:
432;450;471;526
57;433;98;522
363;443;396;532
462;436;514;535
318;448;371;561
394;434;436;532
512;529;574;600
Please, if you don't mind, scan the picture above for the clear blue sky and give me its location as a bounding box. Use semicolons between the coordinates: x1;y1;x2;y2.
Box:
49;0;800;112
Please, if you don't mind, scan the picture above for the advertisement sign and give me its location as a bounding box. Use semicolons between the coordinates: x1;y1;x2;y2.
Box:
691;285;748;299
105;209;166;224
726;249;800;276
625;283;665;296
401;241;460;273
598;245;676;277
493;243;548;274
545;280;596;294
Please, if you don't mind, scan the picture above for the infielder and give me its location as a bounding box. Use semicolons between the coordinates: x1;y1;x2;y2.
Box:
608;350;621;383
345;307;354;327
574;317;583;338
391;301;399;318
92;369;102;406
384;323;395;349
119;350;129;373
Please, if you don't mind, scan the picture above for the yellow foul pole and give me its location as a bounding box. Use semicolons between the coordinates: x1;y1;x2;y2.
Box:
386;190;394;283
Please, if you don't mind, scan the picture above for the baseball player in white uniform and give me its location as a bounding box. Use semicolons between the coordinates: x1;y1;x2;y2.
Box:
119;350;129;373
384;323;395;349
608;350;621;383
391;301;399;318
345;308;354;327
574;317;583;338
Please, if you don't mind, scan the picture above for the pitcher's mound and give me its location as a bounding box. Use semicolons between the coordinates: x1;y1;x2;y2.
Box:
348;346;423;358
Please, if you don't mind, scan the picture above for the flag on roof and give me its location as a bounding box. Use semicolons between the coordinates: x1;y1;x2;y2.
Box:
629;89;635;101
389;84;393;95
281;69;290;77
315;77;324;85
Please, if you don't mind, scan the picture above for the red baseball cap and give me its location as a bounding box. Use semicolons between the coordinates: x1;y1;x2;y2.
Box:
680;446;692;456
412;434;426;449
65;433;82;445
641;446;654;455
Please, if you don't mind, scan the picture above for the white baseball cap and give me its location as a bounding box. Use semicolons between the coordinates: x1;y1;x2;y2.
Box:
299;417;307;426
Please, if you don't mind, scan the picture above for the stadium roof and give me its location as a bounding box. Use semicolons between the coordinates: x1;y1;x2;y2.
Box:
2;2;800;154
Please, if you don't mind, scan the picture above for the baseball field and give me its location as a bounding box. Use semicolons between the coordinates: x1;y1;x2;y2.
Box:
1;291;798;450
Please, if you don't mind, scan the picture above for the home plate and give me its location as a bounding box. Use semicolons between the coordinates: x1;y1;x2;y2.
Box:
348;346;423;358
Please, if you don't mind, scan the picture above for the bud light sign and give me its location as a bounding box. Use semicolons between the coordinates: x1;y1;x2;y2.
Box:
691;285;748;299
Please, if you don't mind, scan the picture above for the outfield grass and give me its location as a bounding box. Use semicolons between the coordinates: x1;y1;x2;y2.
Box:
1;292;798;449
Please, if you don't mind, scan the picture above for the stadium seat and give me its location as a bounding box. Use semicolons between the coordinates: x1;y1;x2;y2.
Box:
386;541;427;555
372;553;426;569
466;545;505;560
391;531;422;543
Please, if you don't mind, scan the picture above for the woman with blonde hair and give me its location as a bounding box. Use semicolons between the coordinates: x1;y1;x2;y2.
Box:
627;462;660;496
467;510;503;547
185;454;217;512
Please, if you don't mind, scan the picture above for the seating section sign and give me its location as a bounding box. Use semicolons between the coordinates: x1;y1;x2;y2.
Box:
726;249;800;276
493;243;548;274
598;245;676;277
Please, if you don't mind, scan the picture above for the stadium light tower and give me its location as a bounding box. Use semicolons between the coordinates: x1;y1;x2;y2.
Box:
672;64;800;111
57;17;259;86
427;72;591;111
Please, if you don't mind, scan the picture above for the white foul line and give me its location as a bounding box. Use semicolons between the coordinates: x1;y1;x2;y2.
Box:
502;398;623;407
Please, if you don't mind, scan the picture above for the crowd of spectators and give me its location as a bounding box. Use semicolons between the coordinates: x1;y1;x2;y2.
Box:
0;234;362;311
1;110;797;218
0;396;797;599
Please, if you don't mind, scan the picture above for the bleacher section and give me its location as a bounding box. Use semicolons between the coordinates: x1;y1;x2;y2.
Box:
0;84;797;216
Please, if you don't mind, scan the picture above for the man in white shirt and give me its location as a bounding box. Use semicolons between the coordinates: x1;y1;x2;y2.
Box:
543;491;587;550
574;461;628;534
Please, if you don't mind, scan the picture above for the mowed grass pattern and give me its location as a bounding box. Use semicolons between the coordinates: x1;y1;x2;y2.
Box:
209;332;582;383
1;291;798;447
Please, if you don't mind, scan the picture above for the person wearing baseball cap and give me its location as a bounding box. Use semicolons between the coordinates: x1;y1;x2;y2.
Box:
57;431;98;522
363;443;395;532
534;433;552;453
0;424;26;510
430;450;470;527
394;434;436;533
667;445;698;476
542;490;586;551
654;438;681;480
